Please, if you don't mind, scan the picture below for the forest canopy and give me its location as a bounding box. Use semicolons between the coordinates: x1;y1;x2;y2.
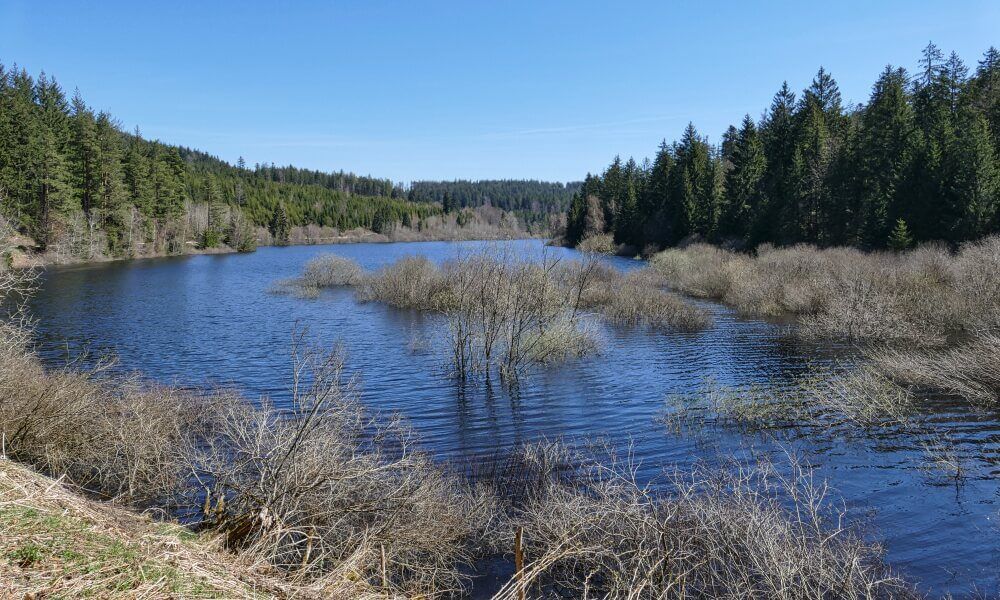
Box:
0;63;571;259
564;43;1000;251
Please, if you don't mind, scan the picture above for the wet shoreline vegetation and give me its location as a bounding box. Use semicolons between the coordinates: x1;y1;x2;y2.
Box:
0;339;916;598
649;237;1000;408
275;250;713;380
0;239;917;598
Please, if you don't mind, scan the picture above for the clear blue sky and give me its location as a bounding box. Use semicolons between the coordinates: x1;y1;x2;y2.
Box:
2;1;997;183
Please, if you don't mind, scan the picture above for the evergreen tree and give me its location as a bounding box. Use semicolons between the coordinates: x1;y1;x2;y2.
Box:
269;203;290;245
643;142;674;244
791;68;845;244
720;115;766;240
857;66;920;246
442;191;456;214
888;218;914;250
70;89;98;219
600;156;624;231
758;82;797;244
614;176;640;246
95;112;127;254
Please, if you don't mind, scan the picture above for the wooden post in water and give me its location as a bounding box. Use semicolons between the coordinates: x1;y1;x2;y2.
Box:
514;526;525;600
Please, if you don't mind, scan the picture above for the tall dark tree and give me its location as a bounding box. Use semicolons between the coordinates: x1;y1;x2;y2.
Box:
720;115;766;240
856;66;920;245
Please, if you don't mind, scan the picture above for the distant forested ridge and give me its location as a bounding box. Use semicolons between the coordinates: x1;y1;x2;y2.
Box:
565;44;1000;251
408;179;581;228
1;63;551;261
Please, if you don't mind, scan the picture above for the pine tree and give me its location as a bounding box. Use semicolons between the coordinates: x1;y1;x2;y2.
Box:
600;156;624;232
888;218;914;250
945;109;999;240
669;124;717;240
857;66;920;246
974;47;1000;150
643;142;674;244
791;68;845;244
70;89;99;219
614;176;640;246
442;191;456;214
94;112;127;254
270;203;290;245
720;115;766;240
124;128;153;219
758;82;797;244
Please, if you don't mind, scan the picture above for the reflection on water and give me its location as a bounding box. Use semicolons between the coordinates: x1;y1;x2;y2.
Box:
29;240;1000;597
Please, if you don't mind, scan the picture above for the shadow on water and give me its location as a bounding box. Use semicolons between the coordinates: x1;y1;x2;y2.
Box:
28;240;1000;598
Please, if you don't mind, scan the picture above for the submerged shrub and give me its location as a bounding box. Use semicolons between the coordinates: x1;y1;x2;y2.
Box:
300;254;363;287
869;333;1000;407
356;255;455;311
492;443;914;600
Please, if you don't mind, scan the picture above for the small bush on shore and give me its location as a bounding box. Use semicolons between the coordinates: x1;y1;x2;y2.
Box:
576;233;616;254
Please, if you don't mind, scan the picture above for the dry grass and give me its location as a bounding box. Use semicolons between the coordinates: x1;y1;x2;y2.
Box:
650;237;1000;348
867;333;1000;407
491;443;914;600
0;458;308;599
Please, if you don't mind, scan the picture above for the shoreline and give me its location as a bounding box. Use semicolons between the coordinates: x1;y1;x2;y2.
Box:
12;230;546;270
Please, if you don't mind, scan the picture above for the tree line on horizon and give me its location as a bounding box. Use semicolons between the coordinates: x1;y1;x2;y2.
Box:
0;61;449;258
0;62;573;259
565;43;1000;251
407;179;581;230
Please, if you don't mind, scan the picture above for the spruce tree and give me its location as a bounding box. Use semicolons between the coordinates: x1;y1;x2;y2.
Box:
888;218;914;250
270;203;290;245
758;82;797;244
643;142;674;244
857;66;920;246
720;115;766;240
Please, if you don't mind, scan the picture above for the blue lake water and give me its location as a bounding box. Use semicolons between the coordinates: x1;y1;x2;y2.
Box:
29;240;1000;598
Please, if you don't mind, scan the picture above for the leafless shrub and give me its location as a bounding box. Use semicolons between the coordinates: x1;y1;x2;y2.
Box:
444;250;598;379
301;254;363;287
577;233;617;255
186;336;497;596
494;443;914;600
597;270;713;332
0;347;202;506
650;236;1000;348
868;334;1000;407
356;255;456;311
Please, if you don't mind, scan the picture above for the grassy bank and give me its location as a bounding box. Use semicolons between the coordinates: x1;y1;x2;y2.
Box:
0;458;304;599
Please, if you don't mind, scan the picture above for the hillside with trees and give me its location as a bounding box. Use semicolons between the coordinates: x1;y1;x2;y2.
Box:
407;179;580;230
0;64;546;262
564;43;1000;252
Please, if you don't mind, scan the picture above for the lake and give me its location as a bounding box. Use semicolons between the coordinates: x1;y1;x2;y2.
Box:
29;240;999;598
